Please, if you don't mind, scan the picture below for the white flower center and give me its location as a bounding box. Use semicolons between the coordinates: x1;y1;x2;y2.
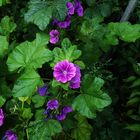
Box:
63;70;67;75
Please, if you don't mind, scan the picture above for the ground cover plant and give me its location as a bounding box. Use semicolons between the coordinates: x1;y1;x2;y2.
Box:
0;0;140;139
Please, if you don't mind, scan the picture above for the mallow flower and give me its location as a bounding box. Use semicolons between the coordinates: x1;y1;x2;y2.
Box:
0;108;4;127
47;99;59;110
53;60;76;83
49;29;59;44
69;65;81;89
74;0;84;17
66;2;75;15
3;130;17;140
38;84;48;96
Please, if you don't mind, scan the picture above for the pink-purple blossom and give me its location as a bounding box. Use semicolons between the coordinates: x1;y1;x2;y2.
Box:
4;130;17;140
38;84;48;96
56;113;66;121
74;0;84;17
53;60;76;83
67;2;75;16
49;29;59;44
47;99;59;110
69;65;81;89
0;108;4;127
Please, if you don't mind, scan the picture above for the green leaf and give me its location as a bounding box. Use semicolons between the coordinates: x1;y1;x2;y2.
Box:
125;124;140;132
32;94;46;108
52;79;68;90
108;22;140;42
71;115;92;140
24;0;67;30
0;96;6;107
35;109;44;120
7;33;52;72
21;108;33;120
72;94;97;119
51;45;81;67
72;93;111;119
28;120;62;140
12;70;40;97
0;16;17;36
0;35;8;58
82;75;104;95
0;0;10;7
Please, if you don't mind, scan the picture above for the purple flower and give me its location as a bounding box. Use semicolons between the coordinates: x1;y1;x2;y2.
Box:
0;108;4;127
47;99;59;110
38;84;48;96
49;29;59;44
74;0;84;17
4;130;17;140
53;60;76;83
57;16;71;29
62;106;73;114
69;65;81;89
52;19;59;25
56;113;66;121
67;2;75;15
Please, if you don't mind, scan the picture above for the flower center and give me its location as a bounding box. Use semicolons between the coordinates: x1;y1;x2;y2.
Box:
63;70;67;75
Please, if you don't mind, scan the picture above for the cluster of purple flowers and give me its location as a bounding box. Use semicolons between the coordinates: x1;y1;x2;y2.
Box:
49;0;84;44
53;60;81;89
0;108;17;140
44;99;73;121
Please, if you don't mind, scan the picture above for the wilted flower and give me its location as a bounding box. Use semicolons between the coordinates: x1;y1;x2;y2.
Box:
47;99;59;110
56;113;66;121
49;29;59;44
56;106;73;121
67;2;75;15
74;0;84;17
57;16;71;29
4;130;17;140
38;84;48;96
53;60;76;83
69;65;81;89
0;108;4;127
62;106;73;114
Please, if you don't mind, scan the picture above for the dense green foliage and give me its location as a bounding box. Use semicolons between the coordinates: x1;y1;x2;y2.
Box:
0;0;140;139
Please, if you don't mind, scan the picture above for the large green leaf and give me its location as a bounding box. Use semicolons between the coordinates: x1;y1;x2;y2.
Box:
0;96;6;107
73;93;111;118
0;35;8;58
28;120;62;140
12;70;40;97
108;22;140;42
71;115;92;140
7;33;52;72
24;0;67;30
125;124;140;132
0;16;17;36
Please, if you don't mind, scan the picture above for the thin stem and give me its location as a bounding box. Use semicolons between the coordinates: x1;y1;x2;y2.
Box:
120;0;138;22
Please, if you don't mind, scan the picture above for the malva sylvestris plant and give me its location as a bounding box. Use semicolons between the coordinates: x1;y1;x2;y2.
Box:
0;0;120;139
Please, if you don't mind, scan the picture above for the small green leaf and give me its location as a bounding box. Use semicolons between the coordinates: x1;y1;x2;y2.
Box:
21;108;33;119
0;16;16;36
7;33;52;72
125;124;140;132
12;70;40;97
0;35;8;58
0;96;6;107
32;94;46;108
52;79;68;90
